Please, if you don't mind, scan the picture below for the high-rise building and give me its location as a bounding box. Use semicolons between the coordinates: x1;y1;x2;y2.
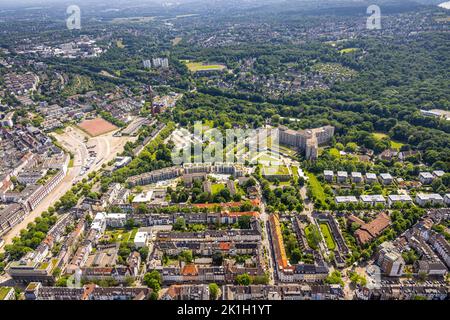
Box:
277;125;334;160
377;242;405;277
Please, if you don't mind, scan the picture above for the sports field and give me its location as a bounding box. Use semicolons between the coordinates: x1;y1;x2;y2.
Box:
183;60;226;72
78;118;118;137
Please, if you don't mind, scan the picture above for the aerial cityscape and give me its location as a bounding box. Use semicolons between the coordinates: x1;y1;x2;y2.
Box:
0;0;449;304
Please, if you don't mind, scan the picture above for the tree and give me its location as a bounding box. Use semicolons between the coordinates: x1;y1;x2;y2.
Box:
125;219;136;230
179;250;193;263
209;283;220;300
325;271;344;286
235;273;252;285
418;271;428;282
252;274;270;285
238;215;252;229
147;278;161;292
136;204;149;214
55;276;69;287
59;190;78;210
349;271;366;287
431;178;443;192
305;225;322;250
291;248;302;264
139;246;149;260
143;270;162;292
173;217;186;231
402;249;418;264
345;142;358;152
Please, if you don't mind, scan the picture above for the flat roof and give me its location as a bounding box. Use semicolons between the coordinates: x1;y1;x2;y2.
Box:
432;170;445;177
416;193;443;201
419;172;434;178
388;194;412;201
134;232;148;242
335;196;358;203
360;194;385;202
133;191;153;203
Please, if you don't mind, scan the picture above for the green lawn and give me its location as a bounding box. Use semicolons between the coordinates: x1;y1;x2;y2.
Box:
183;60;226;72
105;228;138;243
319;223;336;251
211;183;225;195
277;145;297;156
339;48;358;54
257;153;280;162
373;132;389;140
390;140;404;150
263;165;290;175
373;132;404;150
0;287;12;300
306;173;326;202
291;166;299;183
275;166;290;175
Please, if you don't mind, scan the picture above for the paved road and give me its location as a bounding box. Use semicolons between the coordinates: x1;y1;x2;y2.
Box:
256;180;276;285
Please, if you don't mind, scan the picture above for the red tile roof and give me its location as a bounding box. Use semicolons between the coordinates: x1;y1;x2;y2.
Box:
181;264;198;276
219;242;231;251
355;212;391;245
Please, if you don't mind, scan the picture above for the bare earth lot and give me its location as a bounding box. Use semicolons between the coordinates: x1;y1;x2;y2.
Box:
78;118;118;137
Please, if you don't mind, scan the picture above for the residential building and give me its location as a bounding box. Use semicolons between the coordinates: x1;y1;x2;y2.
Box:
354;212;391;245
360;195;386;206
432;170;445;179
351;172;362;183
419;172;435;185
428;232;450;268
277;125;334;160
414;260;447;277
415;194;444;207
91;212;107;233
335;196;358;204
105;213;127;228
379;173;393;185
376;242;405;277
365;173;377;184
444;194;450;206
161;284;210;300
387;195;413;207
134;231;148;248
323;170;334;182
337;171;348;183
